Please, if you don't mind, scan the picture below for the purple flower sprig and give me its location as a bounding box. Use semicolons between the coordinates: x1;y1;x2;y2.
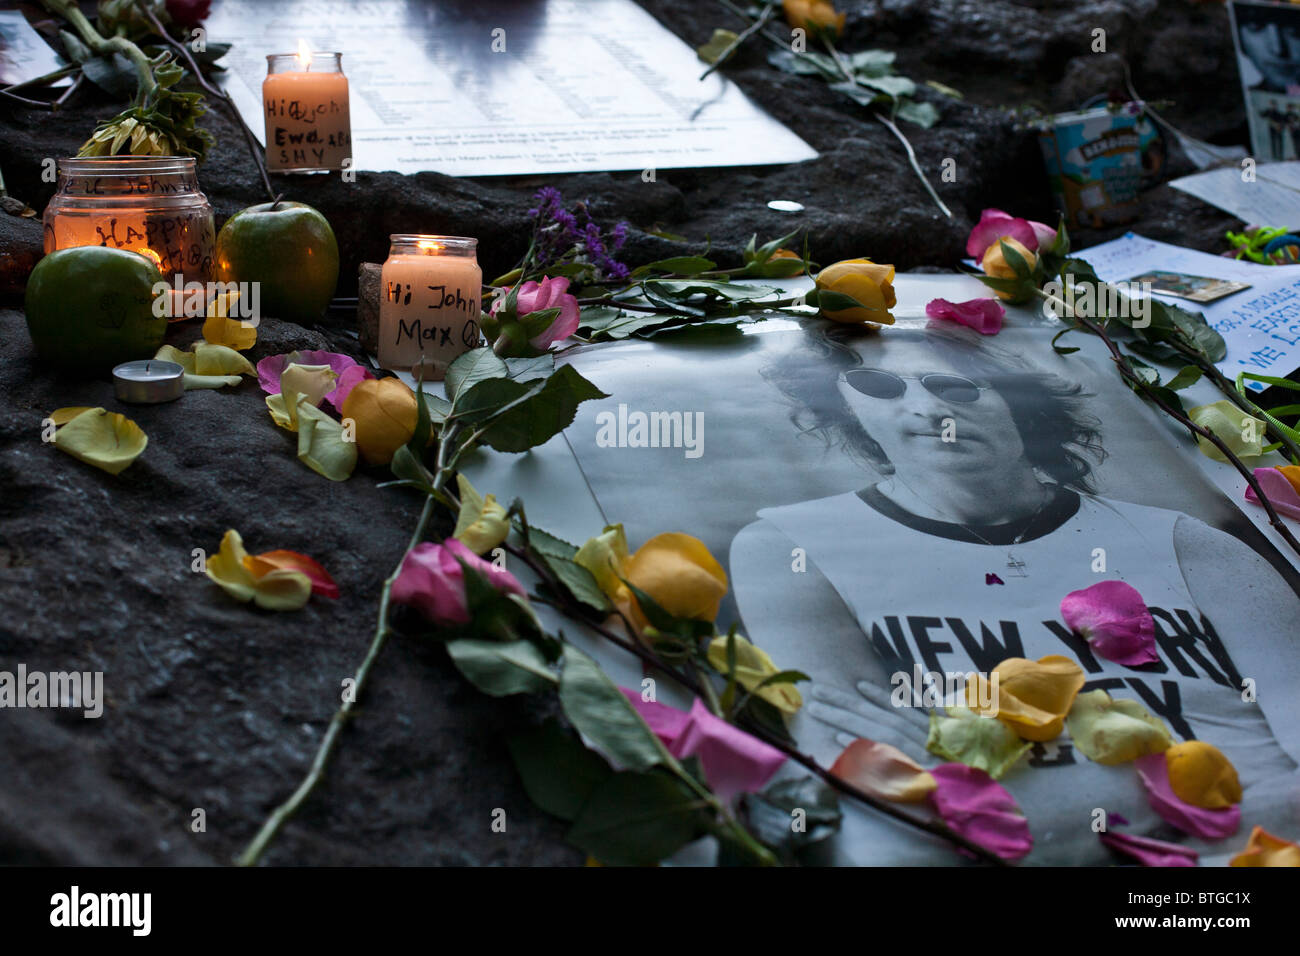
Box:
525;187;630;283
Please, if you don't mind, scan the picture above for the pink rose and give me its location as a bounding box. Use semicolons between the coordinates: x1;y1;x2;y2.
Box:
966;208;1057;260
494;276;581;350
392;539;525;626
925;297;1005;335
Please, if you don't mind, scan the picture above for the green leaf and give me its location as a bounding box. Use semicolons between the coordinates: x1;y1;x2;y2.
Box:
389;444;435;489
407;374;433;455
454;377;539;424
999;238;1033;280
630;256;717;278
766;49;840;79
81;53;138;98
806;288;871;313
423;393;452;425
559;645;668;773
505;355;556;382
828;80;887;108
60;30;92;64
509;721;613;821
446;638;556;696
896;99;940;128
1166;366;1203;391
543;554;612;612
742;777;842;863
478;364;609;453
857;75;916;99
848;49;896;77
526;526;580;560
446;347;508;402
566;770;710;866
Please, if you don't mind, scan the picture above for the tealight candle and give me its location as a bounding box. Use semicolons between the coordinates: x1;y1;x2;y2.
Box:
263;44;352;173
378;235;483;378
113;360;185;404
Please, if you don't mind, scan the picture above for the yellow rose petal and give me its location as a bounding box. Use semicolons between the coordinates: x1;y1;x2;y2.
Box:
926;705;1032;779
49;406;95;426
1230;826;1300;867
1066;689;1172;765
1188;400;1266;462
574;523;630;600
205;529;313;610
296;400;358;481
201;290;257;350
193;342;255;378
968;655;1086;742
51;407;147;476
1165;740;1242;809
706;633;803;714
453;474;510;555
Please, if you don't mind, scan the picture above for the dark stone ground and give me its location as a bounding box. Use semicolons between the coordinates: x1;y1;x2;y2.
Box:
0;0;1255;864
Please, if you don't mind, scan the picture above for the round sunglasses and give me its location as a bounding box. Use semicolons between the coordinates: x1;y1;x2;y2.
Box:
839;368;987;404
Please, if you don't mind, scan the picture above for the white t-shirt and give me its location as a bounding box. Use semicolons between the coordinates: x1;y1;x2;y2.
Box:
749;488;1298;864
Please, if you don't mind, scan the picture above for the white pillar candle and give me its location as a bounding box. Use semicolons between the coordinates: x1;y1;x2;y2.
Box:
378;236;483;378
263;45;352;173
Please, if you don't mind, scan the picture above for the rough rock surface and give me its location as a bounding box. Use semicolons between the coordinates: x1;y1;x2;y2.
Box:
0;0;1255;865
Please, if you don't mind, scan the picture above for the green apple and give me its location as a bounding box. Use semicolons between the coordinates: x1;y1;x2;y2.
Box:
24;246;166;372
215;201;339;324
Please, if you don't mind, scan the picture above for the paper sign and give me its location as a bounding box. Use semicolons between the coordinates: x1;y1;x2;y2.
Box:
0;10;69;88
1170;160;1300;225
1079;232;1300;391
204;0;818;176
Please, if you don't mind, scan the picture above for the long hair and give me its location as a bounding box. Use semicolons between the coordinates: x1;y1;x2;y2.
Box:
761;321;1106;493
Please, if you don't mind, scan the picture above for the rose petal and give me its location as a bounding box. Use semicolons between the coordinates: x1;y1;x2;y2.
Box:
1099;828;1199;867
926;705;1032;779
392;539;525;627
257;350;361;396
966;209;1039;259
622;690;785;802
51;407;147;476
705;633;802;714
205;529;312;611
245;549;339;599
1245;466;1300;521
325;363;376;411
830;738;936;803
201;290;256;350
967;655;1086;742
928;763;1033;861
925;297;1005;335
1229;825;1300;867
1188;400;1266;462
1165;740;1242;809
1028;220;1058;251
452;473;510;555
1060;581;1159;666
1066;690;1172;765
1134;753;1240;839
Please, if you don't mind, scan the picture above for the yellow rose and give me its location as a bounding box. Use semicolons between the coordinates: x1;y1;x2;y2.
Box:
1165;740;1242;809
452;474;510;555
340;377;419;466
783;0;846;37
814;258;896;326
577;527;727;636
980;236;1037;300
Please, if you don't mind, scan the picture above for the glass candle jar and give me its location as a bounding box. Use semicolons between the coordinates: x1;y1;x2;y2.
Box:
264;50;352;173
378;235;483;378
42;156;216;284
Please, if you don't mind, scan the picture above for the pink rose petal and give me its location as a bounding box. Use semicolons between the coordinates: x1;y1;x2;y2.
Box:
1028;220;1058;251
326;363;377;411
492;276;581;350
257;350;365;398
1060;580;1160;666
966;209;1040;259
926;297;1005;335
1244;467;1300;521
1134;753;1240;840
622;690;786;802
928;763;1033;861
1099;828;1199;867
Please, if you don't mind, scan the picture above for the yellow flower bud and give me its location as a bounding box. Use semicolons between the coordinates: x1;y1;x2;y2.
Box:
610;533;728;636
783;0;846;37
814;258;896;326
340;377;419;466
980;237;1037;300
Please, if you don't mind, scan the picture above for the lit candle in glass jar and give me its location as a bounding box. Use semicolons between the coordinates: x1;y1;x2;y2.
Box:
263;42;352;173
379;236;483;378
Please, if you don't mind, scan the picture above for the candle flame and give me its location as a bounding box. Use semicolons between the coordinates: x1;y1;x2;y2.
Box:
416;240;444;253
297;39;313;70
